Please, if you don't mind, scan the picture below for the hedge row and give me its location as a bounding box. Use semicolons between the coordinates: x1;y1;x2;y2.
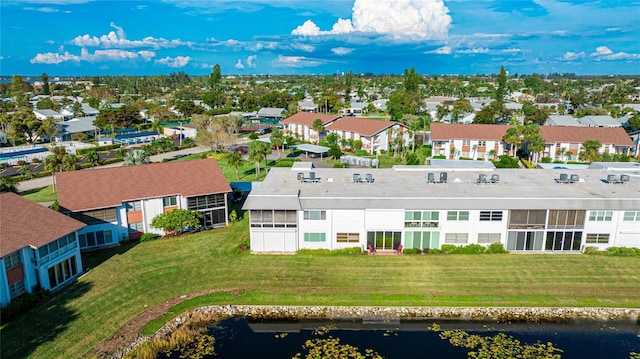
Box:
76;143;121;155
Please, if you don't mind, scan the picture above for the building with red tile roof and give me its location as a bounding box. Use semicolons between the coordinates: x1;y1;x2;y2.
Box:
430;123;634;161
325;117;409;154
281;112;341;143
55;158;232;247
1;193;85;307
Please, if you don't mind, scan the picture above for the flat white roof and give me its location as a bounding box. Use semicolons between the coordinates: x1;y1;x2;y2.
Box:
244;167;640;211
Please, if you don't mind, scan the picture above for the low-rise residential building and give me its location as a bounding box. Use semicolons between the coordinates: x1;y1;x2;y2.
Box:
243;166;639;253
33;109;64;121
325;117;409;154
431;123;634;161
1;193;85;307
282;112;341;143
56;159;232;248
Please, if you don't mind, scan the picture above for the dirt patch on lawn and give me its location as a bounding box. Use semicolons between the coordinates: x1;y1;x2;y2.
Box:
88;289;242;359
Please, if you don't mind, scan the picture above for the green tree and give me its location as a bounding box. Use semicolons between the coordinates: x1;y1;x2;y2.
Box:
526;134;546;163
495;65;508;103
19;165;33;180
41;72;50;95
62;153;79;171
248;140;270;179
451;98;474;123
312;118;325;144
84;149;100;167
0;176;18;193
388;90;421;121
327;143;342;159
403;67;420;93
270;127;285;157
36;98;55;110
579;139;602;162
123;149;149;166
209;64;222;88
12;108;42;143
150;209;204;235
226;150;244;181
40;117;60;142
503;126;522;158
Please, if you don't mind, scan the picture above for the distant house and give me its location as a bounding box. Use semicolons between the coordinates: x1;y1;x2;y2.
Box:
431;123;510;160
281;112;341;143
1;193;85;308
256;107;286;120
55;159;232;247
325;117;409;154
341;102;368;116
33;109;63;121
545;115;582;127
54;116;97;142
297;98;319;112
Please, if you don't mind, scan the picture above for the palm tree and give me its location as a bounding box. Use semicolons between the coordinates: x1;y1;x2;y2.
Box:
527;134;546;163
150;119;164;135
0;176;18;193
123;149;149;166
312;118;324;144
43;150;64;193
227;150;244;181
248;141;265;180
502;126;521;158
19;165;33;180
62;153;79;171
579;140;602;163
84;149;100;168
558;147;569;163
270;127;284;158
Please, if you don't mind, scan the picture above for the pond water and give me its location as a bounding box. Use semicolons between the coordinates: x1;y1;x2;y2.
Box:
192;317;640;359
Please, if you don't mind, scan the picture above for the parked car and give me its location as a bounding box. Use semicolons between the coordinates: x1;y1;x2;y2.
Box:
228;145;249;154
229;189;244;203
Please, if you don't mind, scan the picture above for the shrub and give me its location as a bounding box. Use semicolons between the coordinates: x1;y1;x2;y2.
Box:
405;152;420;165
296;249;331;255
0;286;50;324
333;163;349;168
355;149;368;157
76;144;121;155
459;244;486;254
607;247;640;257
273;158;301;167
402;248;421;254
330;247;362;256
541;157;552;163
33;170;53;178
432;155;446;159
140;233;159;242
493;155;519;168
485;242;508;254
440;244;458;254
17;160;26;166
30;158;40;164
102;157;124;165
582;246;600;255
0;163;8;170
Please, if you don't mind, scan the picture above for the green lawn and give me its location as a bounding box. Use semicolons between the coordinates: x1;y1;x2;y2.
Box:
1;214;639;358
18;185;58;203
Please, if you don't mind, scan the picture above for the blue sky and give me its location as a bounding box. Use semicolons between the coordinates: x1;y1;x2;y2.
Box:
1;0;639;76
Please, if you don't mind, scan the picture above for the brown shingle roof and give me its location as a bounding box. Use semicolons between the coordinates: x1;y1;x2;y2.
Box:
56;158;231;211
430;123;512;141
0;192;85;256
281;112;340;127
326;117;401;137
540;126;633;146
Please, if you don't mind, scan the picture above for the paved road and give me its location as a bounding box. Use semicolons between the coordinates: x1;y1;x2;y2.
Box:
16;146;210;192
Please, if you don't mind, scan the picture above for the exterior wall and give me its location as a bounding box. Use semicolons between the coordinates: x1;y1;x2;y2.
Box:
1;233;83;308
248;207;639;253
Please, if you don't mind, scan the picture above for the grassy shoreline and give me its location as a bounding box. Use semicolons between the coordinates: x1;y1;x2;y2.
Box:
1;217;639;358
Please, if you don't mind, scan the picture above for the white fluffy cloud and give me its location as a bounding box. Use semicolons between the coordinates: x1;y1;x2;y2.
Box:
30;48;156;64
561;51;586;61
155;56;191;68
457;47;490;54
426;45;451;54
234;59;245;69
590;46;640;60
292;0;451;40
246;55;257;68
70;22;192;49
271;55;322;68
331;47;354;56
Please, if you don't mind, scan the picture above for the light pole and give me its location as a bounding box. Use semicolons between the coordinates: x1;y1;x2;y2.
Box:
178;121;183;147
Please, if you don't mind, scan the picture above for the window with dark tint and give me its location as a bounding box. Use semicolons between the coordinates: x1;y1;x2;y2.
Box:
71;208;117;224
508;210;546;229
187;194;225;210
